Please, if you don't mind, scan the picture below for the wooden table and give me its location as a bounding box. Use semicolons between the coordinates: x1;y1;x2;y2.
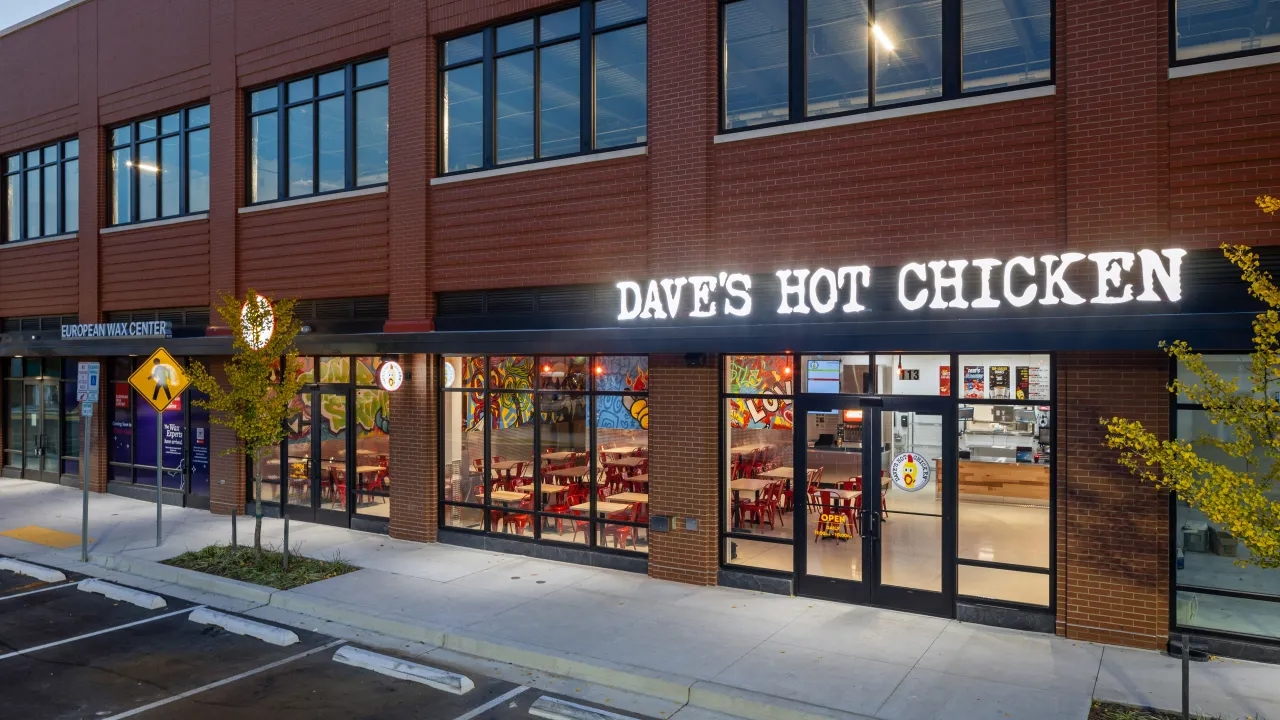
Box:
546;465;591;479
606;492;649;504
604;457;646;468
730;478;773;494
730;443;773;455
354;465;382;474
517;483;568;495
490;490;526;504
602;446;644;456
570;501;631;515
625;473;649;485
758;467;794;480
356;449;378;456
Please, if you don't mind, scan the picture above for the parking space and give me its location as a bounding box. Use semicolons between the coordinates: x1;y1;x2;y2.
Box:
0;558;655;720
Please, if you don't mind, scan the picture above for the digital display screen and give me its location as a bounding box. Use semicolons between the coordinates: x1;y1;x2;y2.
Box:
807;360;841;394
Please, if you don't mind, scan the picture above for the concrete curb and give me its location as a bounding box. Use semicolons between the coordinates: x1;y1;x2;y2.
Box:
530;696;639;720
0;557;67;583
78;578;167;609
333;645;475;695
95;558;885;720
91;554;275;605
190;606;300;646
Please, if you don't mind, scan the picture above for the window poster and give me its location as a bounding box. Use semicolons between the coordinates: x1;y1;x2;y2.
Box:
963;366;985;399
1016;366;1051;401
989;366;1011;399
939;366;951;396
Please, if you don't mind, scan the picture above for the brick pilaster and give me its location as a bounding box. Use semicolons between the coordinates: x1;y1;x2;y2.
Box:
207;359;246;515
390;353;437;542
647;357;719;585
1056;351;1171;650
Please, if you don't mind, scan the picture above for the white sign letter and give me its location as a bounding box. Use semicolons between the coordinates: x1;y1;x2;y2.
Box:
688;276;719;317
1039;253;1087;305
660;277;688;318
1003;256;1038;308
724;273;752;316
809;268;839;314
617;281;642;320
898;263;929;311
777;269;811;314
837;265;871;313
640;280;667;319
1136;248;1186;302
1087;251;1135;304
971;258;1002;308
928;260;969;309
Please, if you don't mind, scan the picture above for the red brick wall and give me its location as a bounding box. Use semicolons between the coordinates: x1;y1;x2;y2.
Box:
647;357;719;585
100;221;211;311
389;354;437;542
1056;351;1171;650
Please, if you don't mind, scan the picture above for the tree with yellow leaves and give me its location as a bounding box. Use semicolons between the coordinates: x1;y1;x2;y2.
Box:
187;291;305;559
1104;199;1280;568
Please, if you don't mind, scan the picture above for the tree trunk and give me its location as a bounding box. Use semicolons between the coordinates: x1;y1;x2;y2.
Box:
253;454;264;563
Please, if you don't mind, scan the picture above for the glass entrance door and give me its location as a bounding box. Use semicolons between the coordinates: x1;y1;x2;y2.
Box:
796;395;955;616
281;388;352;526
20;380;61;483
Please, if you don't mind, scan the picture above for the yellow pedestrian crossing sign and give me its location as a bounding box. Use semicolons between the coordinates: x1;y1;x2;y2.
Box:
129;348;190;412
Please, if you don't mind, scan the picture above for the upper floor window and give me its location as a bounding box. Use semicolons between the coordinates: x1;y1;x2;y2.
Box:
1174;0;1280;64
247;57;389;205
721;0;1052;131
3;138;79;243
440;0;648;175
109;105;210;226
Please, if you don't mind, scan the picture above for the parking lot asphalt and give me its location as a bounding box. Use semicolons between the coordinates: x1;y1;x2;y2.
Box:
0;558;648;720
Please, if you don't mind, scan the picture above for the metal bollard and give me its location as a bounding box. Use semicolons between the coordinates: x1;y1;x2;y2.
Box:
283;516;290;573
1182;632;1190;720
231;508;237;550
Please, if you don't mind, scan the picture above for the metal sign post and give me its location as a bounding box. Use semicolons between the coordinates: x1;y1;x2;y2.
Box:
77;362;100;563
127;348;190;549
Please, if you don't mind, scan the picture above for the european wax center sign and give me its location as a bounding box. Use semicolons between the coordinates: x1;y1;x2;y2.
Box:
616;249;1185;321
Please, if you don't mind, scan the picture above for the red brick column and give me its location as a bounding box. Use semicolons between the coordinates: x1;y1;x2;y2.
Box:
647;356;719;585
390;354;437;542
1056;351;1171;649
207;359;245;516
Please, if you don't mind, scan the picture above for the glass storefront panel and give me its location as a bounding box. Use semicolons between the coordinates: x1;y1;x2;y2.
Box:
353;388;390;518
800;354;869;394
443;389;485;504
875;354;951;395
286;393;313;508
6;378;22;468
959;565;1049;607
318;392;348;512
726;537;793;573
957;354;1050;401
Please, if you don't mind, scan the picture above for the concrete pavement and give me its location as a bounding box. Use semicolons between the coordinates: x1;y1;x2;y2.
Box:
2;477;1277;720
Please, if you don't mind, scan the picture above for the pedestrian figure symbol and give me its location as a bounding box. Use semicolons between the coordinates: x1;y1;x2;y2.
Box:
129;347;190;413
150;358;176;402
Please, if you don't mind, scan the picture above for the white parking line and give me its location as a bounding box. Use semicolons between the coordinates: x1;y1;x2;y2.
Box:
0;605;204;662
0;581;76;601
101;639;344;719
450;685;529;720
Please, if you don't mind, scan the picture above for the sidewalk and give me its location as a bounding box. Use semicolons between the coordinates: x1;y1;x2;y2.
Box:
2;477;1277;720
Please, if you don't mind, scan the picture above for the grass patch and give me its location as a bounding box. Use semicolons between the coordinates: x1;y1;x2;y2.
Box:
162;543;356;590
1090;701;1239;720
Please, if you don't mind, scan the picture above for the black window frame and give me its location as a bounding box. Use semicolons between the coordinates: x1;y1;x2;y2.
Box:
439;354;651;557
105;356;193;489
717;0;1056;135
244;56;390;207
107;103;211;227
2;137;79;243
437;1;649;176
1168;353;1280;647
1170;0;1280;68
719;351;1057;614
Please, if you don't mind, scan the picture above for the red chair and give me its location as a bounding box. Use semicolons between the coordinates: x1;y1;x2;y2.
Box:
600;505;639;550
815;489;855;540
505;498;534;536
738;486;771;530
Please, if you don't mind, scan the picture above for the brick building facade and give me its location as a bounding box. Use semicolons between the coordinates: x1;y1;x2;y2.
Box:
1;0;1278;661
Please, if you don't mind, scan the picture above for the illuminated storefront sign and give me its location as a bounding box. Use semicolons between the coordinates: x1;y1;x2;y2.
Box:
616;249;1185;321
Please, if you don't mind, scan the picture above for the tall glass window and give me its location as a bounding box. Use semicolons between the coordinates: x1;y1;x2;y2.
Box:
2;138;78;242
439;1;647;175
1175;0;1280;63
105;356;201;493
107;105;210;226
247;57;389;205
441;355;649;554
720;0;1053;130
1175;355;1280;641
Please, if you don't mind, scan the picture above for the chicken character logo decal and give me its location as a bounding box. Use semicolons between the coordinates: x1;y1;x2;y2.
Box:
890;452;932;493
